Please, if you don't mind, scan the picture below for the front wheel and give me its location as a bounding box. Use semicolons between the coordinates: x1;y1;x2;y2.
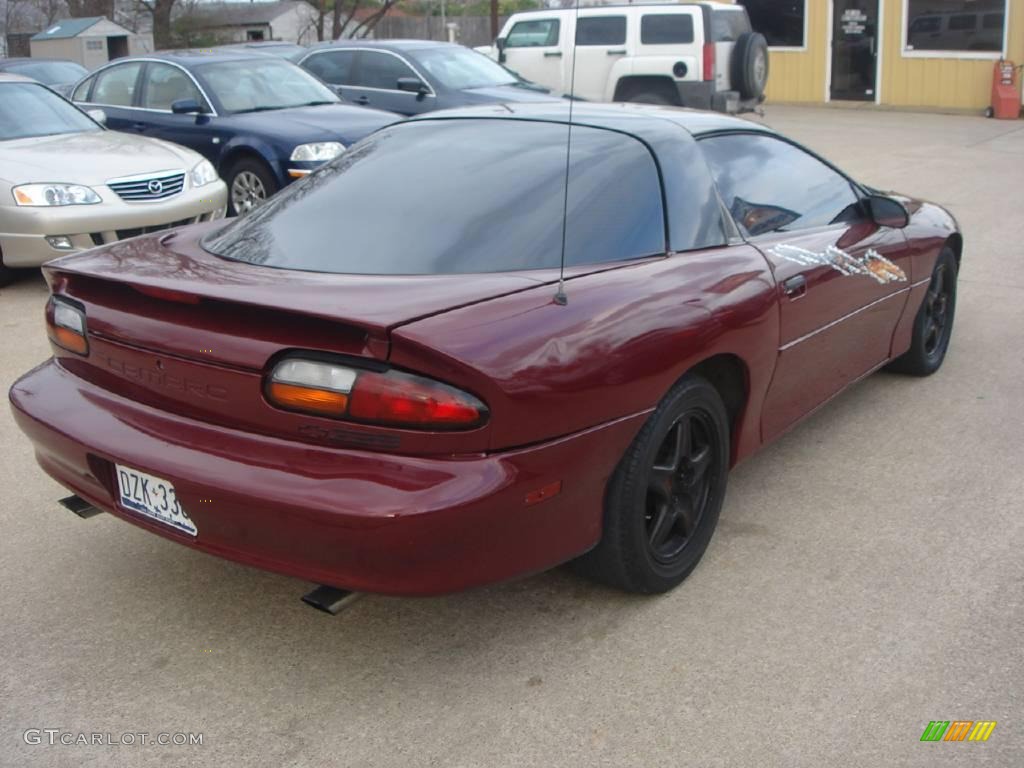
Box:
887;246;958;376
575;375;730;593
227;158;278;216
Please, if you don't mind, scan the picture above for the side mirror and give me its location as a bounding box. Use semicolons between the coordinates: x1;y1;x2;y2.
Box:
171;98;203;115
86;108;107;126
867;195;909;229
496;37;508;64
396;77;429;97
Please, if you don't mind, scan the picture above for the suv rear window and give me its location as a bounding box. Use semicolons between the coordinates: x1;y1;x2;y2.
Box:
205;120;666;274
711;9;751;42
641;15;695;45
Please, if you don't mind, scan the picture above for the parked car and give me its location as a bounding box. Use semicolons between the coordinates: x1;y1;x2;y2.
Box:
9;102;961;599
0;57;87;96
215;41;307;61
0;74;226;287
489;2;768;112
69;50;398;214
297;39;564;116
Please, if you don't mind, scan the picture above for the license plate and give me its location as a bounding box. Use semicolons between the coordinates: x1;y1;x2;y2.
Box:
115;464;197;537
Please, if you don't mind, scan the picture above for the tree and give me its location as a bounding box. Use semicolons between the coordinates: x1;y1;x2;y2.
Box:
65;0;114;18
134;0;174;49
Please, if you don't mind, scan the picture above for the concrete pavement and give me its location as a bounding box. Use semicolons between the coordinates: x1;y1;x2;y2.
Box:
1;106;1021;767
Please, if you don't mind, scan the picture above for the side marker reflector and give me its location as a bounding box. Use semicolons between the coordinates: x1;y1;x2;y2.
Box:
525;480;562;506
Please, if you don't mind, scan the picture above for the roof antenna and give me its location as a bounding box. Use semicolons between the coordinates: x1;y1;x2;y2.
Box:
554;0;581;307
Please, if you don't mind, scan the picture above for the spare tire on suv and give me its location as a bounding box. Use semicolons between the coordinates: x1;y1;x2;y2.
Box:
731;32;769;101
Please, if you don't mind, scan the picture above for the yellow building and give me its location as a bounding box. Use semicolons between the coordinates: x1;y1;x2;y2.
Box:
731;0;1023;111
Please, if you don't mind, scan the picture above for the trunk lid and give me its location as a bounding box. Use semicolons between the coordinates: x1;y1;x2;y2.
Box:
43;222;553;454
47;221;549;369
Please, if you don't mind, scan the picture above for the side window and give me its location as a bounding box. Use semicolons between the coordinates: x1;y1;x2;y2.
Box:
576;17;627;46
303;50;356;86
640;14;695;45
948;14;975;31
72;77;93;102
355;52;416;91
90;63;143;107
699;134;860;237
142;64;203;111
505;19;560;48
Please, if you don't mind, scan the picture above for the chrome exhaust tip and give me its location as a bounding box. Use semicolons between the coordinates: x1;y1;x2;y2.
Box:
301;585;362;615
59;495;103;519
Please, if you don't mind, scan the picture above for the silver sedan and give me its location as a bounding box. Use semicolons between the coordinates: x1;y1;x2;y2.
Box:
0;73;227;286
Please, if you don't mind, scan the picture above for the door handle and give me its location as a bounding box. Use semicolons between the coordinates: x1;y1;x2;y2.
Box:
353;95;369;105
544;51;563;58
132;122;147;131
607;49;627;56
783;275;807;299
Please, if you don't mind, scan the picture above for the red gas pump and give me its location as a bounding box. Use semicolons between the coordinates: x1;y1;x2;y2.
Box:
987;60;1021;119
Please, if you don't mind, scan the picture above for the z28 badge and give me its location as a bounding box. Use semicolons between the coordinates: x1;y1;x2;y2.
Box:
769;244;907;284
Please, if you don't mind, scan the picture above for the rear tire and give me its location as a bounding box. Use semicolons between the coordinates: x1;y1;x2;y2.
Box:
731;32;769;101
575;375;729;593
227;157;278;216
626;90;674;106
0;248;17;288
887;246;958;376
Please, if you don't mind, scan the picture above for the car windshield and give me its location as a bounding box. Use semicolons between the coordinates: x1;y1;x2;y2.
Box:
414;47;517;90
195;58;338;113
0;82;100;141
6;60;87;84
204;119;665;274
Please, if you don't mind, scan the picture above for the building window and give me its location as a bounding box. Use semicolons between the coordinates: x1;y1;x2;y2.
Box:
905;0;1006;55
737;1;806;48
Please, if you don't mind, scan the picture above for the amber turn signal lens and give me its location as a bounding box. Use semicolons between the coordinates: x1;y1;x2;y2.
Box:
47;325;89;355
267;381;349;416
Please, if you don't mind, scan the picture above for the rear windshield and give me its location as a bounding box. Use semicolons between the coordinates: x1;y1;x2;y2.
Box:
711;9;751;42
204;119;666;274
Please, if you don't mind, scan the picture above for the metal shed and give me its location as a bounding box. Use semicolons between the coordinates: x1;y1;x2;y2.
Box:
29;17;153;70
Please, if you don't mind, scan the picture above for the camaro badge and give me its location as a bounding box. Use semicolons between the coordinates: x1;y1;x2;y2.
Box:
768;244;907;284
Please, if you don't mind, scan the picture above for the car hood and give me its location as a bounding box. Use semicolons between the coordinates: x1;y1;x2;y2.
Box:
224;104;399;145
0;130;200;186
460;84;563;103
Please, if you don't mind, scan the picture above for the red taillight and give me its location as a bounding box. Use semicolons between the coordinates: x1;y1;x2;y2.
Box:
266;357;487;431
46;297;89;355
703;43;715;82
348;370;485;429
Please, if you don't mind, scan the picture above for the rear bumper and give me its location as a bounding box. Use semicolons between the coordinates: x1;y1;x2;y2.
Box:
10;359;645;596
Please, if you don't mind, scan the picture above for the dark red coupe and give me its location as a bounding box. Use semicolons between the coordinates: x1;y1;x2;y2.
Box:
10;104;960;598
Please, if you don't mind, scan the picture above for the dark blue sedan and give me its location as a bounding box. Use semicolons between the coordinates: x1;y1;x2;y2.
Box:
296;40;563;116
70;50;398;214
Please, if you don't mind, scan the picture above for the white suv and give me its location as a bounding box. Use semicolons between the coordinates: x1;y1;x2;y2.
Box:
489;1;768;113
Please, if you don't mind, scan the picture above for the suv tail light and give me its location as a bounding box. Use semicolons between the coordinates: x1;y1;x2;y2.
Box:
46;297;89;355
703;43;715;82
266;357;488;431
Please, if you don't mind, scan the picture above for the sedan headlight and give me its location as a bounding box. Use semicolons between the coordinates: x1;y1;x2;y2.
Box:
13;184;101;207
289;142;345;162
189;159;218;188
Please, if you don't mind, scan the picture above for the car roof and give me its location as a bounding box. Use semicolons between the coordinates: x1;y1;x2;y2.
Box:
114;49;275;66
307;39;455;53
407;102;774;139
0;72;37;83
0;57;80;66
